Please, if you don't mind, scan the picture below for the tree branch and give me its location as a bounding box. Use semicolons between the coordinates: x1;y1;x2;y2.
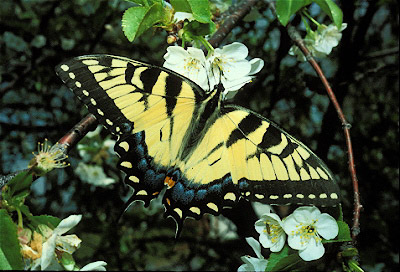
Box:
286;26;362;242
207;0;259;47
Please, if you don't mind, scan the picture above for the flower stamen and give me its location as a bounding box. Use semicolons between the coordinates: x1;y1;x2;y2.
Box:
29;139;69;175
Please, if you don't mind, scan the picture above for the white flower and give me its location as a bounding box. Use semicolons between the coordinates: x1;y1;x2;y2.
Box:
163;46;209;90
289;23;347;61
282;206;338;261
163;43;264;98
208;42;264;98
255;208;286;252
33;215;83;270
80;261;108;271
75;162;116;187
314;23;347;55
238;237;268;272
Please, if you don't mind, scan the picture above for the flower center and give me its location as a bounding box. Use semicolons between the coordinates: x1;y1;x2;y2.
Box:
292;220;321;245
212;56;231;74
31;140;69;171
184;58;201;72
263;220;283;243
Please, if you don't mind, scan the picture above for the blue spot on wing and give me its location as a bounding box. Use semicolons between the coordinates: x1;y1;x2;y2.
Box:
209;184;222;193
138;158;148;171
171;185;195;205
135;144;145;157
239;180;249;190
195;189;207;200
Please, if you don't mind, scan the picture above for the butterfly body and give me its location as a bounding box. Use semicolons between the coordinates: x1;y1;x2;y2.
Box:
56;55;340;235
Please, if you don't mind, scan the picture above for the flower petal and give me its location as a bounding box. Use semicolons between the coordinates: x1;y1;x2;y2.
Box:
245;237;263;259
41;234;57;270
174;11;195;22
298;236;325;261
238;256;268;272
249;58;264;75
270;233;286;252
293;206;318;223
187;47;206;62
219;42;249;60
258;233;273;249
315;214;338;240
164;46;188;62
54;215;82;235
255;219;266;234
57;234;82;254
282;213;299;234
223;60;251;79
287;232;308;251
80;261;108;271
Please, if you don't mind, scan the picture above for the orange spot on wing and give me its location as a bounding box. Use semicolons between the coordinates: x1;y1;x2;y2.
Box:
164;176;176;188
165;198;171;206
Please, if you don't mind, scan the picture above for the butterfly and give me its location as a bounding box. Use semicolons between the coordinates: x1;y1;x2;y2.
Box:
56;55;341;236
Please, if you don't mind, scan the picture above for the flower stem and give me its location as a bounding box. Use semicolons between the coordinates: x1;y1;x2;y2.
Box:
302;9;320;28
348;259;364;272
17;207;23;228
198;36;214;54
301;14;312;33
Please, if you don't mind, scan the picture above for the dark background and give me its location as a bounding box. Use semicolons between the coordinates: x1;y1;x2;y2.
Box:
0;0;398;270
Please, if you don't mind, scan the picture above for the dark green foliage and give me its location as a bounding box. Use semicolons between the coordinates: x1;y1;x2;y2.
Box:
0;210;24;270
0;0;398;270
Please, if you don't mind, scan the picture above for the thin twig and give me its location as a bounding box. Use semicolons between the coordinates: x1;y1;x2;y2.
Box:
57;113;98;151
287;26;362;242
208;0;258;47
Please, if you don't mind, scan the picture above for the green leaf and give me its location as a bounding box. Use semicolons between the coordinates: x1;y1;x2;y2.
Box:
337;220;352;242
0;210;24;270
276;0;312;26
266;245;304;271
266;245;290;271
29;215;62;230
125;0;154;6
170;0;191;13
171;0;213;24
313;0;343;29
60;253;76;270
184;21;215;37
18;204;32;219
6;171;32;198
322;220;352;243
122;3;164;42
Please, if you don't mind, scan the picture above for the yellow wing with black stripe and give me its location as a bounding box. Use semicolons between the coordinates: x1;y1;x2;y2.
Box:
56;55;341;236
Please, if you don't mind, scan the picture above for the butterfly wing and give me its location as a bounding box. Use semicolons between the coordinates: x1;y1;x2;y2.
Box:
163;104;341;228
56;55;206;207
220;105;340;205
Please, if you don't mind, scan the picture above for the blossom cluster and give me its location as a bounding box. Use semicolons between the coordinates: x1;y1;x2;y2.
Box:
289;23;347;61
239;206;339;271
19;215;107;271
163;42;264;99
